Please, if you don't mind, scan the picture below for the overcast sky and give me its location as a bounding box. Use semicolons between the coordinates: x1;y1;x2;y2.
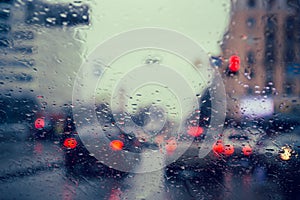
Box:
81;0;231;55
41;0;231;117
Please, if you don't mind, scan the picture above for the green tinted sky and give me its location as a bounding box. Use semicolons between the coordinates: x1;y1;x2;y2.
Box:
79;0;231;55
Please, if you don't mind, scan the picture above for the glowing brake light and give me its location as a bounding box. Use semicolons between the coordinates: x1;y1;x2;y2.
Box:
34;118;45;129
63;138;77;149
110;140;124;151
165;138;177;154
224;144;235;156
187;126;204;137
229;55;240;72
213;140;224;154
242;145;253;156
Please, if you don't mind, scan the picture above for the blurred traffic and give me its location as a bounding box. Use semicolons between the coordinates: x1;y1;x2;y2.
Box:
0;0;300;199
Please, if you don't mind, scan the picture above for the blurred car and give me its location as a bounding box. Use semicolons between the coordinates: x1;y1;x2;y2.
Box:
163;90;226;178
212;127;263;169
0;95;40;171
164;134;223;179
61;96;211;177
256;127;300;177
60;103;144;177
0;94;66;141
165;127;265;180
0;95;39;140
32;112;65;140
60;84;226;178
0;120;33;163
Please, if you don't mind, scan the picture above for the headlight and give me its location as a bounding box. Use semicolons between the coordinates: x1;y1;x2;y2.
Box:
279;146;293;161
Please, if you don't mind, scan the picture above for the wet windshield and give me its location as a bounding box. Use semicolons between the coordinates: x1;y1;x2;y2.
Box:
0;0;300;199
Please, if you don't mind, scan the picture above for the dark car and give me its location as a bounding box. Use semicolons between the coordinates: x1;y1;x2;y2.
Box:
256;127;300;177
0;95;39;139
61;86;226;178
164;127;264;180
32;112;63;140
0;94;65;141
60;103;145;177
163;89;226;179
212;127;263;169
0;95;41;166
61;100;209;177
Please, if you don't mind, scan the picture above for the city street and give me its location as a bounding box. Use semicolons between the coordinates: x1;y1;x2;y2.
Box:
1;0;300;199
0;129;300;200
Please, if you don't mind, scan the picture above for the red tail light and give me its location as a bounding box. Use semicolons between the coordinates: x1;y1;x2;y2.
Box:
63;138;77;149
187;126;204;137
242;145;252;156
213;140;224;154
109;188;122;200
224;144;235;156
34;118;45;129
165;138;177;154
110;140;124;151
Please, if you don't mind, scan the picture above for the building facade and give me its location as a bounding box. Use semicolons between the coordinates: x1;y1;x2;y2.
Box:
220;0;300;120
0;0;89;113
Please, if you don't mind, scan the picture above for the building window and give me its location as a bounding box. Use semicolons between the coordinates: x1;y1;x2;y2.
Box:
285;83;293;95
264;16;276;93
287;0;300;8
247;0;256;8
247;51;255;64
25;1;89;27
266;0;276;10
264;15;277;65
285;16;295;40
246;51;256;79
264;80;274;95
246;17;256;28
284;16;295;63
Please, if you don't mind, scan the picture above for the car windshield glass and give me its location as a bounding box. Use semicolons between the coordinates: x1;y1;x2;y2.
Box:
1;1;300;199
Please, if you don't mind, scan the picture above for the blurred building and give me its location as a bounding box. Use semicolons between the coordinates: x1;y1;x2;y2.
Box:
0;0;36;96
220;0;300;121
0;0;89;112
